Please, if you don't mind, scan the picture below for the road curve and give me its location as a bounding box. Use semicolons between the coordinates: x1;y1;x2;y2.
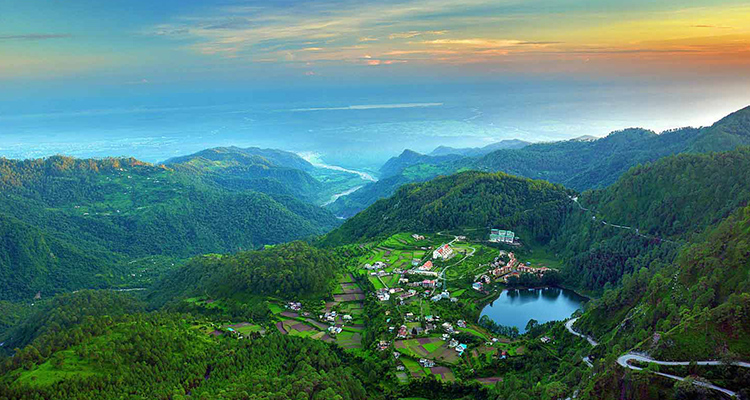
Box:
617;353;750;398
565;317;599;346
564;316;750;397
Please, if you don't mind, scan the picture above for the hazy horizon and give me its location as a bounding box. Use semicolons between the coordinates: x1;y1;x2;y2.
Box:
2;80;748;169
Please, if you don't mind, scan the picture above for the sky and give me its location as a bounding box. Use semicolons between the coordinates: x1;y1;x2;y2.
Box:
1;0;750;167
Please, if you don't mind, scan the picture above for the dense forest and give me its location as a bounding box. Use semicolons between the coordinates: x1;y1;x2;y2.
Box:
148;242;342;311
0;156;340;301
323;171;573;246
0;305;381;400
551;148;750;291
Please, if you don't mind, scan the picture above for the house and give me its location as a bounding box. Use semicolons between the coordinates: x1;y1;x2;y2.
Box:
412;234;425;241
456;235;467;241
442;334;450;341
400;290;417;301
540;336;551;343
393;351;401;359
421;279;437;288
365;261;387;270
455;344;467;355
343;314;353;321
409;269;438;277
442;322;454;333
389;287;404;294
288;302;302;311
396;365;405;371
376;289;390;301
397;325;408;338
328;326;343;335
433;244;454;260
398;278;410;285
418;261;433;271
377;341;390;351
419;358;435;368
411;326;423;336
412;259;421;266
405;312;415;321
457;320;467;328
472;282;483;291
489;229;515;243
425;315;436;322
448;339;459;348
500;350;508;359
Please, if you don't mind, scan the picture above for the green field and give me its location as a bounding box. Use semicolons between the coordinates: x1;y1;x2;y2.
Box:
14;350;102;387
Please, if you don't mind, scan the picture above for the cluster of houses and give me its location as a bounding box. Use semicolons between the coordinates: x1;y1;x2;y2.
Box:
473;251;558;289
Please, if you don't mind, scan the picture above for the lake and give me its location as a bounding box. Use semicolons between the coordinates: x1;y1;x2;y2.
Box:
479;287;587;332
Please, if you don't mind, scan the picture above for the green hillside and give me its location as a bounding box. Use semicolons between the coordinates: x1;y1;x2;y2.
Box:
0;156;340;301
324;170;573;246
163;146;325;202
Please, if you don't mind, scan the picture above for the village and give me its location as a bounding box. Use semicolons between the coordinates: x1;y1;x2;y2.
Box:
191;228;561;385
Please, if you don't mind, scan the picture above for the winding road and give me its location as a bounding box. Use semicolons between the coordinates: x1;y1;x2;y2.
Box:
565;318;598;346
617;354;750;398
565;317;749;397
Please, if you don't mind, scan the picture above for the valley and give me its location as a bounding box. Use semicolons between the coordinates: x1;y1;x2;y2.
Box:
1;108;750;399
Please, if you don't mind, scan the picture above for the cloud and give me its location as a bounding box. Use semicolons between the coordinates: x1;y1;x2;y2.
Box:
389;30;448;39
0;34;71;41
126;78;150;85
691;24;731;29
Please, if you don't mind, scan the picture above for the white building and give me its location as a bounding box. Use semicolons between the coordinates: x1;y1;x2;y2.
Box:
433;244;454;260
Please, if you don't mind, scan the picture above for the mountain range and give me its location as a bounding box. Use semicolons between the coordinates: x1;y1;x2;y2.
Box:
327;106;750;218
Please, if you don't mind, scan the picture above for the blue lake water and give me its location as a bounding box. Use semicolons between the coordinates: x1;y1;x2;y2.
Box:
479;287;587;332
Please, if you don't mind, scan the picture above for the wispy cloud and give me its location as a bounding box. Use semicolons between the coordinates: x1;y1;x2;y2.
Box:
143;0;750;74
0;34;71;41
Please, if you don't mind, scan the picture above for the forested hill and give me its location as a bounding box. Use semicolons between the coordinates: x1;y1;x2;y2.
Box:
323;171;573;246
0;156;340;301
566;189;750;399
163;146;315;172
551;147;750;292
328;106;750;217
475;106;750;190
377;149;465;179
429;139;530;157
162;146;325;203
149;241;342;308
